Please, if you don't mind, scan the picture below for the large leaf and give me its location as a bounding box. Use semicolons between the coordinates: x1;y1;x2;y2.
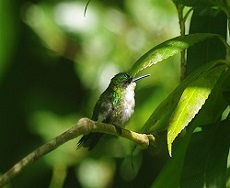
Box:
222;73;230;105
191;68;230;126
151;100;230;188
180;116;230;187
141;61;227;134
173;0;226;7
0;0;17;84
186;9;227;75
129;33;222;76
151;123;195;188
202;118;230;187
167;62;227;156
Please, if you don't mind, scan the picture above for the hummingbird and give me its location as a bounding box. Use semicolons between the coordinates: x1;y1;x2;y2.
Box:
77;72;150;150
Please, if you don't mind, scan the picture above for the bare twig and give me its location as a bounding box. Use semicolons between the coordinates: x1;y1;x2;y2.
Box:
175;4;193;81
176;4;186;81
0;118;155;187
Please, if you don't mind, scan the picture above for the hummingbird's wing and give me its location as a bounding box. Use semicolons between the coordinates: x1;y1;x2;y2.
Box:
92;97;114;123
77;132;103;150
77;97;115;150
78;92;117;150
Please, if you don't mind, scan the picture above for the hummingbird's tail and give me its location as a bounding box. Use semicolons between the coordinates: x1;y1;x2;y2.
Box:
77;133;103;150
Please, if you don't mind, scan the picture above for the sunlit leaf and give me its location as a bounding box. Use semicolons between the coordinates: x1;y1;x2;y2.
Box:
167;62;227;156
129;33;222;76
191;69;230;126
151;93;230;188
141;61;227;134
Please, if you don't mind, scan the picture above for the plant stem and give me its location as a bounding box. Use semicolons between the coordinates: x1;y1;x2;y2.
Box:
176;4;186;81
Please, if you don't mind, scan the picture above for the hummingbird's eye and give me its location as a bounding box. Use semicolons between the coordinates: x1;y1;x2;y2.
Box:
123;77;132;85
123;79;128;84
114;72;132;86
124;73;133;85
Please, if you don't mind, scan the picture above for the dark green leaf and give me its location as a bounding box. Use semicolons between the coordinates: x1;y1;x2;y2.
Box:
186;9;227;75
173;0;226;8
151;125;194;188
180;116;230;187
222;72;230;105
204;119;230;187
0;0;17;83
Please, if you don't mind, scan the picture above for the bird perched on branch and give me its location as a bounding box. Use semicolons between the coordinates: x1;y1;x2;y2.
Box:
77;72;150;150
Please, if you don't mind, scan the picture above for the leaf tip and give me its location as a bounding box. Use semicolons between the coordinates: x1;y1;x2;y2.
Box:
167;140;173;157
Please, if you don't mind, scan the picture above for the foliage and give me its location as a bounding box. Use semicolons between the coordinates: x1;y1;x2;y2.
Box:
0;0;230;187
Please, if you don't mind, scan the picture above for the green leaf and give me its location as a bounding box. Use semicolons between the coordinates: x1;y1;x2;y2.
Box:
0;0;17;84
151;109;230;188
191;68;230;126
151;124;194;188
180;128;215;187
173;0;226;8
167;62;227;156
180;117;230;187
186;9;227;75
220;64;230;106
129;33;222;76
141;61;227;135
203;120;230;187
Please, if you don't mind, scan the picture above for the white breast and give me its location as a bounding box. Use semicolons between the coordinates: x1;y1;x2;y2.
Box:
120;82;136;126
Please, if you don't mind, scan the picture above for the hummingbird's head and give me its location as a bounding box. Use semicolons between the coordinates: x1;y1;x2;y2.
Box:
110;72;150;89
110;72;132;89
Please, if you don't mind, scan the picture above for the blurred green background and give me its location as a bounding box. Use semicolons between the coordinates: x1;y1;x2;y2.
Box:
0;0;180;187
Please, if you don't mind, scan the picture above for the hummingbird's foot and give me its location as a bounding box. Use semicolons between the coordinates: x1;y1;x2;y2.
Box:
114;125;122;135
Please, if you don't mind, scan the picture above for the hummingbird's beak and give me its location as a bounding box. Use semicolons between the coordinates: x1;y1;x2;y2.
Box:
133;74;151;82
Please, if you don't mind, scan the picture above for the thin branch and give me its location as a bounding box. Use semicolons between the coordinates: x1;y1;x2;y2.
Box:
176;4;186;81
84;0;92;17
175;5;193;81
0;118;155;187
